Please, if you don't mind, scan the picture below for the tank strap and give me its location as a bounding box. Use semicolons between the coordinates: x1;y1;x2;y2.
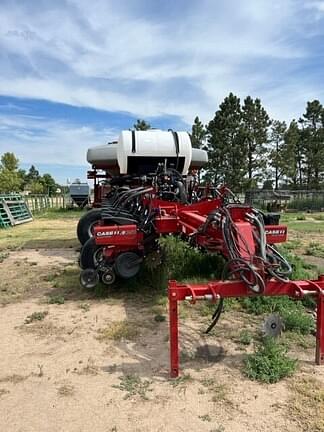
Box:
171;131;180;156
172;131;180;170
131;130;136;153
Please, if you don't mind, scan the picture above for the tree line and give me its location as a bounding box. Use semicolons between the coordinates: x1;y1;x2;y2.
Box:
136;97;324;192
190;94;324;192
0;152;58;195
2;105;323;195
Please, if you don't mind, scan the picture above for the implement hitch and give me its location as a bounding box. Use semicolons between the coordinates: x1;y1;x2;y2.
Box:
168;277;324;378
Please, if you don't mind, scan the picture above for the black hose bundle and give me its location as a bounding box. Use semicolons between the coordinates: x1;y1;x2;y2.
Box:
219;207;266;293
247;210;292;282
203;202;292;333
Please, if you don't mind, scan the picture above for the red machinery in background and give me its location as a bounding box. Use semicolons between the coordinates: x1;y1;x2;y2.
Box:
87;168;112;208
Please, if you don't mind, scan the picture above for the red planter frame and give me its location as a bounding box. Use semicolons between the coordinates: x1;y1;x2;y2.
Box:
168;277;324;377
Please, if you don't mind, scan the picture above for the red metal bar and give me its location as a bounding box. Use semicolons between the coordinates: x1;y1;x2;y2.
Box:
168;277;324;377
316;288;324;365
169;281;179;378
168;279;317;300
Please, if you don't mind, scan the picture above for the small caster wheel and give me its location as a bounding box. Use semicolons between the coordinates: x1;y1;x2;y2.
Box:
101;268;116;285
80;268;99;289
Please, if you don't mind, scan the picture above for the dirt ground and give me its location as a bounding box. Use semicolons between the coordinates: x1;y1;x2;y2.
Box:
0;217;324;432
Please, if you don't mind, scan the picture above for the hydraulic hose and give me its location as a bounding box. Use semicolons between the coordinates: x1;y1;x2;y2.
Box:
205;298;224;334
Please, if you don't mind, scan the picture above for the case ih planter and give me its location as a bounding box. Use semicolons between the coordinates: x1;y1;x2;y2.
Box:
77;130;208;245
77;130;324;375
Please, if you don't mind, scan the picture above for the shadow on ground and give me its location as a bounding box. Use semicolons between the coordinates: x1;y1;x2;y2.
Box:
23;239;79;249
44;264;243;380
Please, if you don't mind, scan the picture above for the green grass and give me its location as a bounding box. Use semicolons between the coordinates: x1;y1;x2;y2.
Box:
240;296;282;315
240;295;314;335
0;217;79;250
280;213;296;223
97;320;140;341
282;331;315;349
153;313;166;322
280;212;311;223
287;221;324;233
199;378;233;406
306;241;324;258
279;239;302;252
281;211;324;228
244;337;297;383
36;207;85;220
48;266;78;283
0;251;9;263
238;250;315;335
79;303;90;312
281;309;314;335
57;384;75;397
198;414;211;422
113;374;152;400
159;236;225;281
296;214;306;220
169;373;193;387
239;293;311;314
25;311;48;324
196;300;219;317
48;295;65;304
238;329;253;345
313;214;324;221
0;204;82;250
286;252;316;279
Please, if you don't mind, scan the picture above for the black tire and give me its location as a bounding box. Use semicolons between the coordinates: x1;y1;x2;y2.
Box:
77;209;102;245
114;252;142;279
79;237;104;269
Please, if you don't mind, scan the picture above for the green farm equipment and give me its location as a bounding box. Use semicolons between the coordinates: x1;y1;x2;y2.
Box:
0;194;33;228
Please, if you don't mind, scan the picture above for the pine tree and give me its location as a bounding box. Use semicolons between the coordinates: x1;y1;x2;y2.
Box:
281;120;303;188
242;97;271;188
190;116;206;148
269;120;287;189
299;100;324;188
26;165;40;183
134;119;151;130
206;93;247;190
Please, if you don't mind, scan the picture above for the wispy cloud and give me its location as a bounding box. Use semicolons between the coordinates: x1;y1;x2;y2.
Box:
0;0;324;181
0;113;117;165
307;1;324;13
1;0;323;123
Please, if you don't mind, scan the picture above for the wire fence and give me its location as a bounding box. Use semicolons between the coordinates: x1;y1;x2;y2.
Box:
246;189;324;211
25;194;69;214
